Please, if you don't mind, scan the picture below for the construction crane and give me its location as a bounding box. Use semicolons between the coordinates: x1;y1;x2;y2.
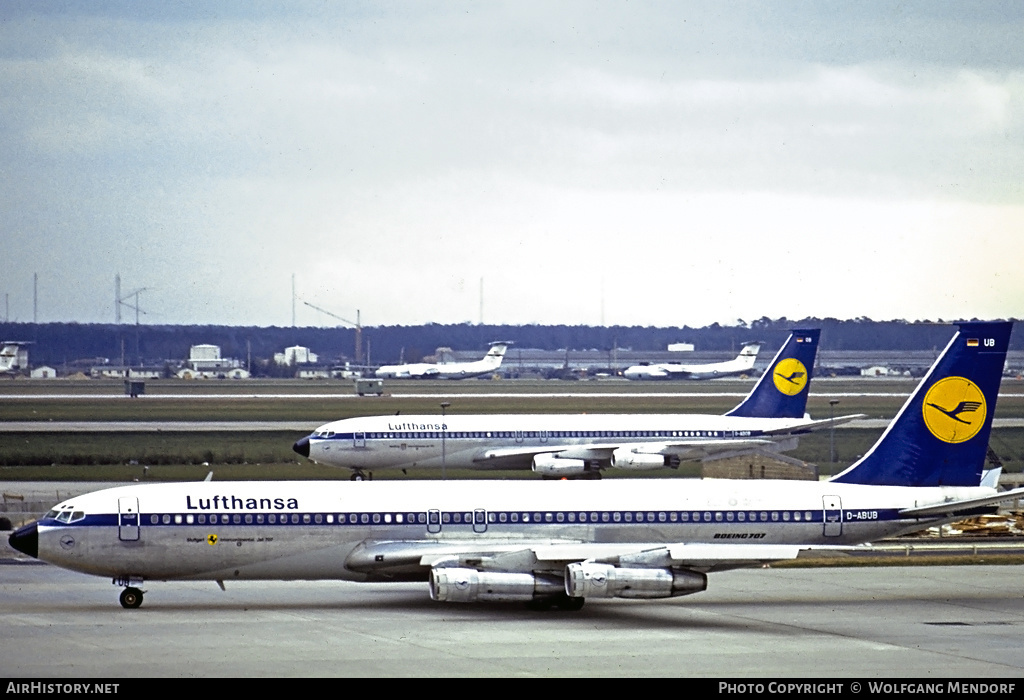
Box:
302;302;363;364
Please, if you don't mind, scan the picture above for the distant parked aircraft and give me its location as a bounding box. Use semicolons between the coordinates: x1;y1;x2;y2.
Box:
623;341;761;380
0;342;31;376
375;341;510;379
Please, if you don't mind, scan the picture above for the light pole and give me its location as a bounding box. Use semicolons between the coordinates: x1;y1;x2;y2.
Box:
440;402;450;480
829;399;840;464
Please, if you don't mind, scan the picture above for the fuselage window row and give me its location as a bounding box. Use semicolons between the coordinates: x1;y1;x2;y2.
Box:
137;509;825;527
352;430;733;441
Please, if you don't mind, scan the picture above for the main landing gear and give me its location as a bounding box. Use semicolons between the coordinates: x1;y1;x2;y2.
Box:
119;587;144;609
350;469;373;481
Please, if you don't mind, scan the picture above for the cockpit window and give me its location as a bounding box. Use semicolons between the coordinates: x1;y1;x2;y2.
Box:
56;511;71;523
70;511;85;523
45;509;59;519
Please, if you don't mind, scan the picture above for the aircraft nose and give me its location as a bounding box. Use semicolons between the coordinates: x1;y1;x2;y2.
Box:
293;436;311;458
8;522;38;559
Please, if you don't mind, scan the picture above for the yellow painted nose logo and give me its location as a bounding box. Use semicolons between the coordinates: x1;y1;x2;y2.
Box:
773;358;808;396
207;534;218;545
922;376;986;444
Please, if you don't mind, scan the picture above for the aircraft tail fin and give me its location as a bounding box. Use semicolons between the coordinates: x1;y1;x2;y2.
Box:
725;330;819;419
739;342;762;358
830;321;1013;487
482;341;511;369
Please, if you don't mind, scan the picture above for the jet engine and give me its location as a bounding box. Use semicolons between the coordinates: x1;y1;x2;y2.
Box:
564;562;707;599
531;454;587;476
609;448;671;470
429;567;564;603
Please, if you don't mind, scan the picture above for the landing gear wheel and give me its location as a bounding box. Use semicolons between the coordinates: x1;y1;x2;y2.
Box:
119;587;143;609
350;472;365;481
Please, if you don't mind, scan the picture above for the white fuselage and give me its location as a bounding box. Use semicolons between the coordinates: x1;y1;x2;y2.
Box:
304;413;811;472
375;346;507;379
34;478;990;583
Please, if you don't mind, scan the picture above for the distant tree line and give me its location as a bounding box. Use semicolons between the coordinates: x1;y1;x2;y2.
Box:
2;317;1019;371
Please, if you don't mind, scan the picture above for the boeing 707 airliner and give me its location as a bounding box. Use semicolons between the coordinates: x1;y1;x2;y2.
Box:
295;329;858;479
9;322;1019;610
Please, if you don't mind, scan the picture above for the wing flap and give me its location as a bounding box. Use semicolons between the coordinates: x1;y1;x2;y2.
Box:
345;539;845;578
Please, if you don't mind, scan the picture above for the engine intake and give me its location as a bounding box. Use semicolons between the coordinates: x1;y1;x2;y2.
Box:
430;567;564;603
564;563;707;599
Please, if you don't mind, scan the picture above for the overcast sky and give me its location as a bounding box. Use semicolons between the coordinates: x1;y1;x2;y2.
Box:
2;1;1022;329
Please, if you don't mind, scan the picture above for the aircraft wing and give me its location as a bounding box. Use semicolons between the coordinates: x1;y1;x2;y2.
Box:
345;540;848;578
473;438;775;470
759;414;866;436
897;486;1024;518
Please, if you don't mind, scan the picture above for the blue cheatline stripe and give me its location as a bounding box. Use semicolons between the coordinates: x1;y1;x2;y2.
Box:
47;507;911;530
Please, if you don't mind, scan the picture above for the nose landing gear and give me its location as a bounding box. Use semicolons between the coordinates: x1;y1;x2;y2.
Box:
119;587;144;609
115;576;145;608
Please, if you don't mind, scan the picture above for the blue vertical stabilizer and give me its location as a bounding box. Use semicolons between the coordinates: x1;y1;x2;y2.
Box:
726;329;820;419
831;321;1013;487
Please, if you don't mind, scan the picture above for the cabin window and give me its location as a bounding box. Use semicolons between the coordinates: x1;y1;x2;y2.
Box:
670;512;678;522
187;514;194;524
511;513;519;523
601;512;610;523
268;514;276;524
315;514;323;524
371;513;379;524
624;512;633;523
244;514;252;524
613;512;621;522
163;514;172;525
805;512;813;521
714;512;723;522
726;512;734;522
771;512;779;522
760;512;768;521
557;512;565;523
703;512;712;522
681;512;689;522
232;514;241;524
783;512;791;521
793;512;801;521
256;514;264;524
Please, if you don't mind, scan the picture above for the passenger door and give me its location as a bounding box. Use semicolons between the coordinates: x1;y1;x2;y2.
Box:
118;496;140;542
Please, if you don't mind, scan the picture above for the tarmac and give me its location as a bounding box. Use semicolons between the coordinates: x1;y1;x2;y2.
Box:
2;561;1022;677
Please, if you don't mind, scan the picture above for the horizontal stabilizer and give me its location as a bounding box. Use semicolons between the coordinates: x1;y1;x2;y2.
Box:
761;414;866;436
897;486;1024;518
